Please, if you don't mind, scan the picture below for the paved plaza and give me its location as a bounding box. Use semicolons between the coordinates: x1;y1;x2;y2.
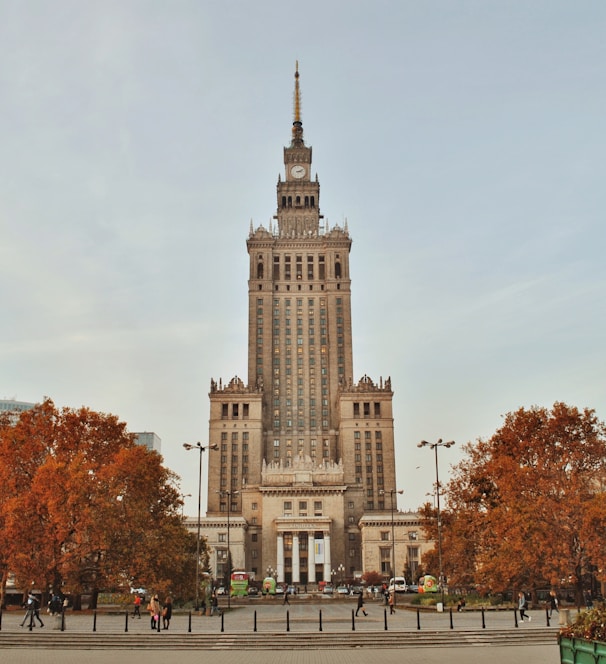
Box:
1;597;564;663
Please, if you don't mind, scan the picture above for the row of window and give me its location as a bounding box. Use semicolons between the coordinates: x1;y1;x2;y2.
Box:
353;402;382;418
256;254;344;282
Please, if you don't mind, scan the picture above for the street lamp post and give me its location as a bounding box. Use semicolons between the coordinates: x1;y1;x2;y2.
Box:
183;443;218;611
380;488;403;608
218;489;239;610
417;438;455;608
338;563;345;585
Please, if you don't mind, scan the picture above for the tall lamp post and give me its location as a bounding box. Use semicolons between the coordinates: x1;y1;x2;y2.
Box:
218;489;239;610
417;439;455;608
183;442;218;610
380;488;403;608
338;563;345;585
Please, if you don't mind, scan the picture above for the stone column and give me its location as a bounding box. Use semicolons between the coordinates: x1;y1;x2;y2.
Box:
277;533;285;583
308;532;316;583
323;532;331;583
292;533;300;584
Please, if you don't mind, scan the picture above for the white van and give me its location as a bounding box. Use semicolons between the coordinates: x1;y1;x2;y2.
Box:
388;577;408;593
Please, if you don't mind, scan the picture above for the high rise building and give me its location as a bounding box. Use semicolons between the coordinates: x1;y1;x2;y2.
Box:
204;65;396;585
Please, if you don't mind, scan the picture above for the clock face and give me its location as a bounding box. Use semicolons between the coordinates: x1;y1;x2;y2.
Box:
290;164;307;179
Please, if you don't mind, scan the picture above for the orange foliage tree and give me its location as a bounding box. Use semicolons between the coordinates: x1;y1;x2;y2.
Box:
434;402;606;601
0;399;199;606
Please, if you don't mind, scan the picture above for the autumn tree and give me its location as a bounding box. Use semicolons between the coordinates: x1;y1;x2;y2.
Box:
0;399;201;606
437;402;606;602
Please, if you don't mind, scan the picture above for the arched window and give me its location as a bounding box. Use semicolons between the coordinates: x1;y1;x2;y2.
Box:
304;196;309;208
257;259;264;279
310;196;315;208
296;196;301;206
335;261;342;279
282;196;287;208
288;196;292;208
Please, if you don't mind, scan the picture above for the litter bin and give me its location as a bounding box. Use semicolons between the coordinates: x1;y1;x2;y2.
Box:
437;602;444;613
53;614;63;630
559;608;571;626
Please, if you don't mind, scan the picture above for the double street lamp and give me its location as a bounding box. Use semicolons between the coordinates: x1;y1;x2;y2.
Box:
218;489;239;610
380;488;403;608
183;442;218;610
417;438;455;608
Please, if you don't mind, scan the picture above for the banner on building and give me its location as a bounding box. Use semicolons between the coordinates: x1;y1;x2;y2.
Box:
314;539;324;563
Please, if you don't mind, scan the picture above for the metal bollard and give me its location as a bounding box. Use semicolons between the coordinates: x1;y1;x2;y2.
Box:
352;609;355;631
449;608;453;629
417;607;421;630
545;606;550;627
319;609;323;632
384;608;388;631
221;611;224;633
514;608;519;628
93;610;97;632
61;609;65;632
481;606;486;629
125;610;129;632
286;610;290;632
254;610;257;632
188;611;191;633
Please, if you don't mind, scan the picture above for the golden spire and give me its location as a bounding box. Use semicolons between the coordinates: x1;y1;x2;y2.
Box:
293;60;301;124
291;61;304;146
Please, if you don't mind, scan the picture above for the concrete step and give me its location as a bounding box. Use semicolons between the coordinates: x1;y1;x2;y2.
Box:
0;628;558;650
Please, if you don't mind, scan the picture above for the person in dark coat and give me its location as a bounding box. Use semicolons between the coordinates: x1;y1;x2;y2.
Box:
162;596;173;630
356;592;368;617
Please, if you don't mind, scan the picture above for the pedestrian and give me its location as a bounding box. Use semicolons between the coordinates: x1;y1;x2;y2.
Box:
162;596;172;630
211;591;220;616
388;592;395;614
283;587;290;605
356;592;368;617
20;592;44;628
518;591;531;622
548;591;559;617
148;594;161;630
132;594;142;618
48;593;63;616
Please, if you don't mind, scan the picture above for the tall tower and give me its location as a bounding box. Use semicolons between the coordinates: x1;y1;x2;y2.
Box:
206;64;396;585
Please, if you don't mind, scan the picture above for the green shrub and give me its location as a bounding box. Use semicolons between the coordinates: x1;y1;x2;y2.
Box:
560;608;606;643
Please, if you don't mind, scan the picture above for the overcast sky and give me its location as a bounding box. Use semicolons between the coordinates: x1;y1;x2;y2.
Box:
1;1;605;515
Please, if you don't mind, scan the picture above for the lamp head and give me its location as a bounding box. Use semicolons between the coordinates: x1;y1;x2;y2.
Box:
183;443;193;450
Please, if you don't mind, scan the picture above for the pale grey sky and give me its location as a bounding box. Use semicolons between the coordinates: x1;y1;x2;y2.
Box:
1;0;604;514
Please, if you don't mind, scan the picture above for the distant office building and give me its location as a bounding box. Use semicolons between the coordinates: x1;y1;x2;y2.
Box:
134;432;161;453
0;399;37;414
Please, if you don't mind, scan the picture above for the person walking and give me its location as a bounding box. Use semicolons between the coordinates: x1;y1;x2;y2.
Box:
356;592;368;617
518;591;531;622
20;592;44;628
162;596;172;629
388;591;395;615
548;591;559;618
148;594;161;630
210;591;221;616
283;587;290;605
132;594;142;618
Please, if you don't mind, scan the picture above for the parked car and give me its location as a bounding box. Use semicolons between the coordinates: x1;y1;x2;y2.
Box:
216;586;226;595
336;586;349;595
286;585;297;595
388;576;408;593
275;585;284;595
322;585;334;594
407;584;419;593
349;586;364;595
248;586;259;596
